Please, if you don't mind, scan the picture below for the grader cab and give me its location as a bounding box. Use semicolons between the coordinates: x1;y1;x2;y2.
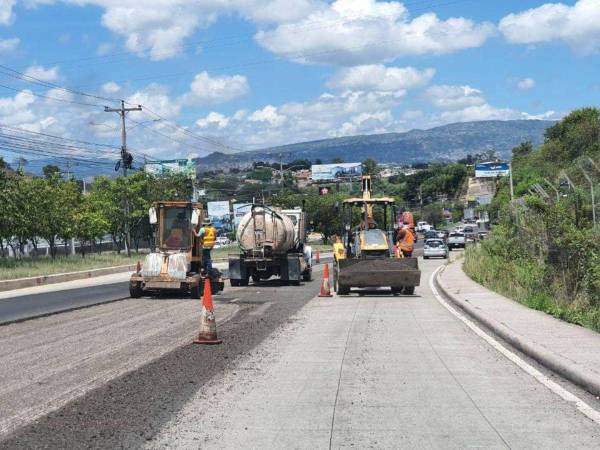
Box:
129;201;224;298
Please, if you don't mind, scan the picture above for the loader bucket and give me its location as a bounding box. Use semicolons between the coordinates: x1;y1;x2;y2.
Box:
337;257;421;288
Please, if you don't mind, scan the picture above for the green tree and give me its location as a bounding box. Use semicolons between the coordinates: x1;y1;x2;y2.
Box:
362;158;378;176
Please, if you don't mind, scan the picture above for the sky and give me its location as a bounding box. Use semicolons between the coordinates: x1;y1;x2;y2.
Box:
0;0;599;169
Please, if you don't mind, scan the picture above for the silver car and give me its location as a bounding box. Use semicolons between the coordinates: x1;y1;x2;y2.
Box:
423;239;448;259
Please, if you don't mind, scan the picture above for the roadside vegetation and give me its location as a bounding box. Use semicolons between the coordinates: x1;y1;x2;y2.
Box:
465;108;600;332
0;252;143;280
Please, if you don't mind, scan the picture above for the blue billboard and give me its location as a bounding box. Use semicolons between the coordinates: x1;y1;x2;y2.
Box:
475;162;510;178
311;163;362;182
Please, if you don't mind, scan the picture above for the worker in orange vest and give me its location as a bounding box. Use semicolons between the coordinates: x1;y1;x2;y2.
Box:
397;226;415;258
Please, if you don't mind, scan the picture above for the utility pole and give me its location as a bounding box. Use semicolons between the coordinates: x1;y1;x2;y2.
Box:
104;100;142;257
104;100;142;176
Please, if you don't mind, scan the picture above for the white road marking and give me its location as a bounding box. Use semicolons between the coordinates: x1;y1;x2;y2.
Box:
429;266;600;426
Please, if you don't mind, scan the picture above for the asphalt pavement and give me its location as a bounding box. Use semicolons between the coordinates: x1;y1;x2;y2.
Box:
0;281;129;325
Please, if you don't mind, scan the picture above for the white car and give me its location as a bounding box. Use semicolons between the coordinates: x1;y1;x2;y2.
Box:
423;239;448;259
417;221;431;232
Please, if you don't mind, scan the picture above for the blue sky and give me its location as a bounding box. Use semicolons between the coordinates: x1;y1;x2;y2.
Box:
0;0;599;168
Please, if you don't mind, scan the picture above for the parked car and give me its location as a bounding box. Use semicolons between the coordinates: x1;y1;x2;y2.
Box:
463;226;476;242
447;232;466;250
423;239;448;259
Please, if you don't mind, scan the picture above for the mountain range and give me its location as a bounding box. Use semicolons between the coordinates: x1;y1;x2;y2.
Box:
195;119;554;171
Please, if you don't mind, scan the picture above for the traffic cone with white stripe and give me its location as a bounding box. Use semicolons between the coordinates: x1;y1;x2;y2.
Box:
194;279;222;345
319;263;333;297
316;248;320;264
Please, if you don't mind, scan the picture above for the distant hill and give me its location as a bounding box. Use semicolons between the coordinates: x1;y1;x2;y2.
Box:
194;120;554;170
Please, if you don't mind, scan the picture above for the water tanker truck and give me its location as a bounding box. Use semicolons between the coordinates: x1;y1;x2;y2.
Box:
228;205;312;286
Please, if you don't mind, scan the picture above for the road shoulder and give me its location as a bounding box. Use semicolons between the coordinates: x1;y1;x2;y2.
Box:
436;258;600;397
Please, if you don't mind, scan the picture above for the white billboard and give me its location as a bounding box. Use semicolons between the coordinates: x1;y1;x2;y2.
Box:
232;203;253;227
311;163;362;182
145;158;196;178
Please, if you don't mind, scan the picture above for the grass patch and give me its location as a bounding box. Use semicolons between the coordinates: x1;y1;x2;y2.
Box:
464;245;600;333
0;253;144;281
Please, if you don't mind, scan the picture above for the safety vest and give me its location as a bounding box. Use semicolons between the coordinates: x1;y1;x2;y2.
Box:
333;242;345;260
399;229;414;253
203;227;217;249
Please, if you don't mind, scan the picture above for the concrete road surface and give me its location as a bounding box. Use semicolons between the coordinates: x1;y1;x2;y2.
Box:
147;256;600;449
2;255;600;449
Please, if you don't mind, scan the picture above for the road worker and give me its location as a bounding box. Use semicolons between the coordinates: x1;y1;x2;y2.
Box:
397;226;415;258
333;235;345;261
194;220;217;272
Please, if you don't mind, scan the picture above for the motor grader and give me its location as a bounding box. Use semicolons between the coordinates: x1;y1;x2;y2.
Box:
333;176;421;295
129;201;225;298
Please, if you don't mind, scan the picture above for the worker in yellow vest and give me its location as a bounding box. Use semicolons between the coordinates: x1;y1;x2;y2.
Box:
196;220;217;272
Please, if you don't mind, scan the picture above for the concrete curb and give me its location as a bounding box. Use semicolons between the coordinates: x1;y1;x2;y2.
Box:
435;262;600;398
0;264;136;292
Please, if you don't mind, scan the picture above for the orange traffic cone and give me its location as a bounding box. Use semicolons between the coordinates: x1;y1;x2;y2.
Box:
193;280;222;345
136;260;141;273
319;263;333;297
316;248;321;264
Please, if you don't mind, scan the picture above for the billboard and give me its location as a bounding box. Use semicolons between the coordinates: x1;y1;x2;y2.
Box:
311;163;362;182
475;162;510;178
232;203;253;228
207;201;231;230
145;158;196;178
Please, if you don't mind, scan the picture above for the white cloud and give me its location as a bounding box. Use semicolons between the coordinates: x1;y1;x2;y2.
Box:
97;42;113;56
196;112;229;129
24;65;60;82
0;37;19;53
426;85;486;109
499;0;600;54
101;81;121;94
126;84;181;119
248;105;287;127
517;78;535;91
0;0;15;26
256;0;495;65
328;65;435;92
184;71;249;105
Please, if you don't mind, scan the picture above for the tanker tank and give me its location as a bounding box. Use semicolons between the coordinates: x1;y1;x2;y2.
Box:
236;207;296;254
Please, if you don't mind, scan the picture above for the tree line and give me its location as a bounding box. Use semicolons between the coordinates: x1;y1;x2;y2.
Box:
0;164;192;259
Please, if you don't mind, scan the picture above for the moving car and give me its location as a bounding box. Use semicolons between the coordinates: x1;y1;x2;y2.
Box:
423;239;448;259
447;232;466;250
416;221;431;232
423;230;438;240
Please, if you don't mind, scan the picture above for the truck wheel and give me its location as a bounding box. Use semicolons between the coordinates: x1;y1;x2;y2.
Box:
190;281;202;299
337;283;350;295
129;282;143;298
302;269;312;282
251;274;260;284
391;287;402;296
403;286;415;295
230;279;241;287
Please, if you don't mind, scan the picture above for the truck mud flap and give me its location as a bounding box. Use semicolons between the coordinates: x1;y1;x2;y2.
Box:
337;258;421;288
280;255;301;282
228;256;247;281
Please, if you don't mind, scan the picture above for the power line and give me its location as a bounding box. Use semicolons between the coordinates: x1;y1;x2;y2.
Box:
0;82;105;107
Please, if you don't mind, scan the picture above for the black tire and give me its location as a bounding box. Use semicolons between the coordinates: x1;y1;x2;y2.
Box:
337;283;350;295
302;269;312;282
251;273;260;284
403;286;415;295
129;283;143;298
190;281;201;299
448;247;453;252
424;256;429;260
230;279;241;287
391;287;402;296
